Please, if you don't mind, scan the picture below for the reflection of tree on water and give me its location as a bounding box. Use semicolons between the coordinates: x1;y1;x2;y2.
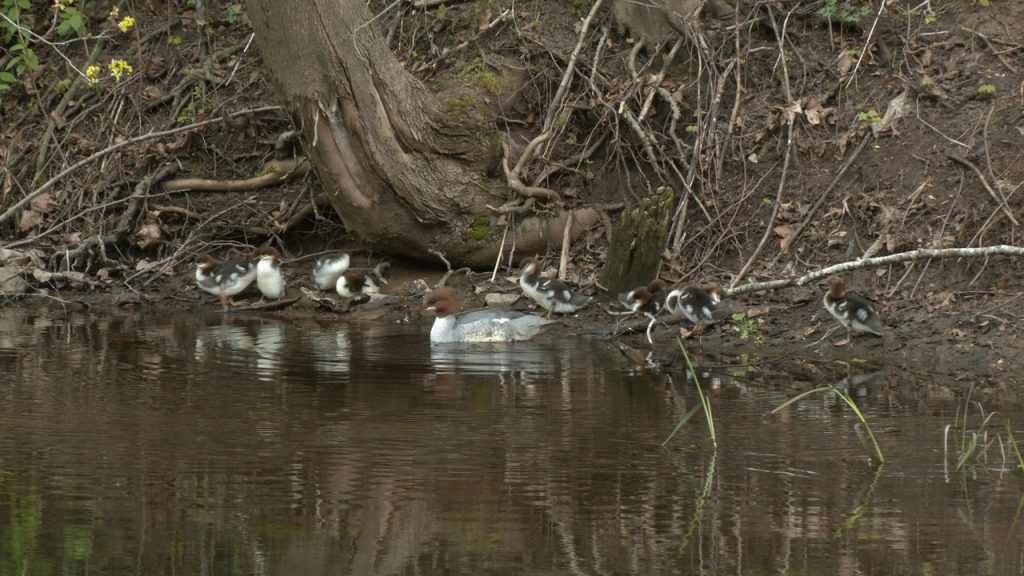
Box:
1;309;1023;574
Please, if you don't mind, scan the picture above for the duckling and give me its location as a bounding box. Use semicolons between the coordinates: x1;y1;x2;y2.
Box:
665;284;724;335
336;261;390;300
620;279;668;315
195;254;257;311
255;247;286;300
822;278;883;346
519;257;592;318
312;253;350;290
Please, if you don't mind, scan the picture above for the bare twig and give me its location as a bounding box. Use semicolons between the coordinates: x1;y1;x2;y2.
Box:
773;132;872;263
541;0;605;135
501;134;560;202
558;211;574;280
731;10;794;288
0;106;282;228
947;154;1019;226
731;245;1024;297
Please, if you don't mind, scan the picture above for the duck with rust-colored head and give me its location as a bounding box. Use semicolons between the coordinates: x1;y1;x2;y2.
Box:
424;287;555;343
519;257;591;318
823;278;883;346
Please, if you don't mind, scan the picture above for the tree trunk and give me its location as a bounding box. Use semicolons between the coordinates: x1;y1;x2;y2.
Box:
246;0;597;267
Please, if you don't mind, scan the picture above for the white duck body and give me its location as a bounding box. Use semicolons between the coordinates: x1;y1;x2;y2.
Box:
426;288;554;343
256;251;286;299
312;254;350;290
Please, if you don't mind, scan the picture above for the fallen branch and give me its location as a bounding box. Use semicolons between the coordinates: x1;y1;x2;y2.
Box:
729;245;1024;297
161;157;309;192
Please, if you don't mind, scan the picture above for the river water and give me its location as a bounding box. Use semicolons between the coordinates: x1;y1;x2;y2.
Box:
0;306;1021;575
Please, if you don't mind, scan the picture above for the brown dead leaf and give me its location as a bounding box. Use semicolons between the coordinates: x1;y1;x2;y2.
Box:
746;305;770;319
950;328;967;340
18;209;43;233
780;100;803;124
994;358;1008;371
774;225;796;250
838;51;855;76
994;277;1009;289
135;259;158;272
29;192;58;214
803;323;820;337
136;222;163;249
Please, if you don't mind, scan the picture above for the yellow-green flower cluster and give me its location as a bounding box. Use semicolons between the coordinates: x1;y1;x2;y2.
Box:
117;16;135;33
108;59;133;82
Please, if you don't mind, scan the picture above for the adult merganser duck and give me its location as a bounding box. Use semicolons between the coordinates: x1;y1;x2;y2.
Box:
256;247;286;300
620;279;668;315
823;278;883;346
195;254;257;310
665;284;724;331
312;253;350;290
424;287;554;343
336;261;390;300
519;257;592;318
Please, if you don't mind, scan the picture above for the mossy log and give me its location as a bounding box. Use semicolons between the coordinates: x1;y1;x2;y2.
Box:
602;186;675;294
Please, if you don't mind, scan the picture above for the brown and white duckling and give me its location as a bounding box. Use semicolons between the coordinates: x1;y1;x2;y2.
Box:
823;278;883;346
255;247;286;300
195;254;258;311
519;257;592;318
620;279;669;316
665;284;725;333
312;253;350;290
336;261;390;300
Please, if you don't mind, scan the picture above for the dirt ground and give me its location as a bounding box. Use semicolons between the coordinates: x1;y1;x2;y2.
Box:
1;0;1022;391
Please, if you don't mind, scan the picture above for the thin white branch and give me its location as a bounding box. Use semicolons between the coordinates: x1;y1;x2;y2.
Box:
729;245;1024;297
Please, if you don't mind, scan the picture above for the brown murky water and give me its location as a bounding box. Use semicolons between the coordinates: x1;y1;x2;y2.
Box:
0;307;1021;575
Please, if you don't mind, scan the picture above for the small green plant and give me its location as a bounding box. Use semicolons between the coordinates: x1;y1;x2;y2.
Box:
685;124;699;134
458;61;506;95
444;94;476;118
226;3;243;24
856;108;882;127
773;384;884;465
923;11;937;24
818;0;872;25
662;339;717;447
977;83;997;98
176;83;207;124
730;312;765;345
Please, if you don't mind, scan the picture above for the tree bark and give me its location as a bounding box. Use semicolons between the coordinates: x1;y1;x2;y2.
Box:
246;0;597;267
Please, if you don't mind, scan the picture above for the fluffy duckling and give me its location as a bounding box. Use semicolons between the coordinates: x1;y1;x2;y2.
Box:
666;284;725;333
195;254;257;311
620;279;668;315
336;261;390;300
519;257;592;318
312;253;350;290
424;287;555;343
255;247;286;300
822;278;883;346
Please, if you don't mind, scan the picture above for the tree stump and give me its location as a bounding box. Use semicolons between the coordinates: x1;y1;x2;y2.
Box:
602;186;675;294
